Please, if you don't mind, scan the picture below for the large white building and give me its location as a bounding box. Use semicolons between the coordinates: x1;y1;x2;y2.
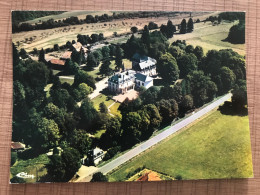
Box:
108;70;154;94
132;53;157;76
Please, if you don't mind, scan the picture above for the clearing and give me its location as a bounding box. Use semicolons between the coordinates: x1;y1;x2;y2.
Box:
107;109;253;181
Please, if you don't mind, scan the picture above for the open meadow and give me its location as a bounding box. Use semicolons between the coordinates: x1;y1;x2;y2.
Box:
13;12;217;52
108;109;253;181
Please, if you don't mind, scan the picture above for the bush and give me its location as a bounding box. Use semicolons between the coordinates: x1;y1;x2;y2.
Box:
126;166;146;179
103;146;121;161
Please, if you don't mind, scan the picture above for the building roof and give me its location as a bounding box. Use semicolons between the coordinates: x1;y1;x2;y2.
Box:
61;51;72;59
135;73;153;82
132;53;148;62
11;142;25;150
50;59;65;66
132;53;156;70
108;70;136;84
136;171;162;181
73;42;83;52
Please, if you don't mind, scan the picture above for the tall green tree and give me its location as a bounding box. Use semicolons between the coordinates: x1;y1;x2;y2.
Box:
187;18;194;32
156;53;179;84
180;19;187;34
115;45;124;70
177;53;198;78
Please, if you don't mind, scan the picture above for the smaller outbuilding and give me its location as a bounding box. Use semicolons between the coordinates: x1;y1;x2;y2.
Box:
135;73;153;89
11;141;25;152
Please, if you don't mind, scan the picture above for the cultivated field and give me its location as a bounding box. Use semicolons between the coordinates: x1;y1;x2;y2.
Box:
107;109;253;181
13;12;217;52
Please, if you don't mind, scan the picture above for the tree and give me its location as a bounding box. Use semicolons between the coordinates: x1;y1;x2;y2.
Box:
73;70;96;89
187;18;194;32
156;53;179;84
168;45;184;59
177;53;198;78
148;22;158;30
64;60;79;75
227;22;245;44
54;44;60;51
80;98;98;129
19;48;28;59
186;71;218;107
193;46;204;60
47;147;81;182
38;48;46;63
232;79;247;109
142;104;162;130
99;102;108;114
69;129;92;156
219;66;236;94
156;99;178;124
93;50;103;63
180;19;187;34
166;20;176;38
78;83;93;98
141;25;150;47
66;41;72;49
130;26;138;33
87;53;98;68
71;49;82;65
115;45;124;70
91;172;108;182
99;59;113;76
121;112;142;148
185;45;194;54
180;95;194;115
101;46;110;59
99;116;121;149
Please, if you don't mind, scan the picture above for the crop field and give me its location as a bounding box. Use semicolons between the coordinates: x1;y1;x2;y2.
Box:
108;109;253;181
13;12;216;52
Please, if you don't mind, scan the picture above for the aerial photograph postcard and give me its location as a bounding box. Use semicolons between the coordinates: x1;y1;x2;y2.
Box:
10;11;253;183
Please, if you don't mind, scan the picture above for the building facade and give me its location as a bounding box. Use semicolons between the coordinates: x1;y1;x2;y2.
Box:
132;53;157;76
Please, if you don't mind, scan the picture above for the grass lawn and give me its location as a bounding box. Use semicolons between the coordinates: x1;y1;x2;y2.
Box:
107;109;253;181
169;21;245;56
94;129;106;139
91;94;115;110
10;154;50;183
59;77;74;85
109;102;121;117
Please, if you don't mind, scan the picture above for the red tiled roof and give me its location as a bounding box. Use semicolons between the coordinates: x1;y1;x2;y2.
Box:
61;51;72;59
136;171;162;181
11;142;25;150
50;59;65;66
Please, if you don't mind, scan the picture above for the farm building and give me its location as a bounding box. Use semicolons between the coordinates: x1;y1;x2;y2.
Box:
60;51;72;60
49;59;66;70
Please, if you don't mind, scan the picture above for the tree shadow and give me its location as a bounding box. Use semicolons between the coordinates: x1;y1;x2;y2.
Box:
18;148;47;160
218;101;248;116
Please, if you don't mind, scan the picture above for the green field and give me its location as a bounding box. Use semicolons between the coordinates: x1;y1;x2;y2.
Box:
108;109;253;181
10;154;50;183
109;102;121;117
91;94;115;110
170;21;245;56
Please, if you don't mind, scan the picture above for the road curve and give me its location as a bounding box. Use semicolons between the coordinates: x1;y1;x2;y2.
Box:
78;93;232;182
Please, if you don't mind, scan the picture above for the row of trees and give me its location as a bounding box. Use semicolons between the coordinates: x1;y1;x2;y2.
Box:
12;11;180;33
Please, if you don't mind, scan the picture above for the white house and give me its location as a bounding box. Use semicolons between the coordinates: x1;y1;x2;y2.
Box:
135;73;153;89
108;70;136;94
132;53;157;76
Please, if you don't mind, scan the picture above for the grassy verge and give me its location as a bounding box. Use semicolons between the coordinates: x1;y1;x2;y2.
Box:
91;94;115;110
107;110;253;181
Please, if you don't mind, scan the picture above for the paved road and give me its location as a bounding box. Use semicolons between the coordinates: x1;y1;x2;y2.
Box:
78;93;232;182
89;77;108;99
